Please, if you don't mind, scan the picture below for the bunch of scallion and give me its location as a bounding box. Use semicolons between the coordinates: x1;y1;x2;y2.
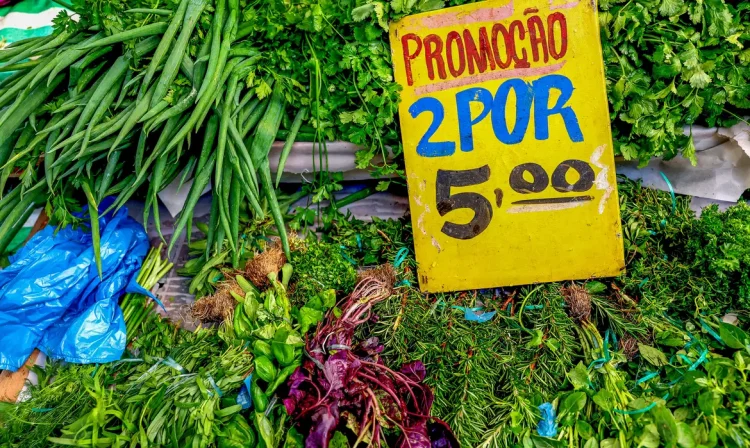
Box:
121;244;174;336
0;0;307;268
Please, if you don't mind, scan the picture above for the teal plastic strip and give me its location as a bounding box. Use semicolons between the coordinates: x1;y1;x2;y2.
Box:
0;26;54;43
339;246;357;265
614;394;669;415
659;171;677;215
206;374;223;397
393;247;408;268
699;319;724;345
635;371;660;385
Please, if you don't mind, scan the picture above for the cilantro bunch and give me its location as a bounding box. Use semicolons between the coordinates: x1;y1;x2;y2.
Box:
601;0;750;164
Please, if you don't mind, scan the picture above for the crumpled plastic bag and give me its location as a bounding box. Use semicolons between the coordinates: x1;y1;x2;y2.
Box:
536;402;558;437
0;198;150;372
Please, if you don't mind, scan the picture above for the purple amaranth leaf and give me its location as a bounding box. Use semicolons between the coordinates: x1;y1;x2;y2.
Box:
397;420;431;448
356;337;383;356
284;368;308;415
410;383;435;415
400;361;426;382
323;351;352;392
305;402;341;448
428;419;460;448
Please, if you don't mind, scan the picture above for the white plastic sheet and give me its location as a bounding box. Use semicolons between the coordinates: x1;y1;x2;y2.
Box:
616;123;750;213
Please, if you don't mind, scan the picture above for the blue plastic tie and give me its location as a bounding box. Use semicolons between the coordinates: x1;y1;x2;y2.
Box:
464;308;497;323
636;371;660;385
236;374;253;410
396;279;411;287
638;278;649;289
339;246;357;265
32;408;54;413
356;234;362;251
659;171;677;215
393;247;409;268
206;374;223;397
699;319;725;345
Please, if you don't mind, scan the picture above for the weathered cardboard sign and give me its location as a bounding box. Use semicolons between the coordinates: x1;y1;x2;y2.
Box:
390;0;625;292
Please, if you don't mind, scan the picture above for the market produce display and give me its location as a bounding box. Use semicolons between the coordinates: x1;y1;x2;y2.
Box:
2;0;750;447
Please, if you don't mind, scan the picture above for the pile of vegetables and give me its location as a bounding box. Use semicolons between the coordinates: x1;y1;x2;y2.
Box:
3;178;750;448
2;0;750;447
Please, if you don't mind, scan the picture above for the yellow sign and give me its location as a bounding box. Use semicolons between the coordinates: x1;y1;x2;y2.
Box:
390;0;625;292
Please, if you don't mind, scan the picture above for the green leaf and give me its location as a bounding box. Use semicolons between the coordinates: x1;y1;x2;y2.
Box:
545;338;561;352
585;281;607;294
284;427;305;448
351;2;388;30
320;289;336;309
254;411;275;448
577;420;594;439
637;424;660;448
639;343;669;367
688;70;711;89
354;149;374;169
80;183;102;279
652;406;678;448
682;133;697;166
256;80;272;99
593;389;615;412
584;438;599;448
330;432;351;448
655;330;688;347
298;306;325;333
526;329;544;348
659;0;685;17
567;362;591;390
376;180;390;192
531;435;565;448
676;422;696;448
720;323;749;349
561;391;587;416
697;391;720;414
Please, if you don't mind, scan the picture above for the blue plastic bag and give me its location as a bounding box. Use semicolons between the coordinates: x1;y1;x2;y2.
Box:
536;402;558;437
0;198;150;371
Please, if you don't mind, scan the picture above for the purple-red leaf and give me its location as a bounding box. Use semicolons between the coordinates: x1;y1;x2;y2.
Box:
323;353;350;392
401;361;426;382
429;419;460;448
305;403;341;448
397;420;431;448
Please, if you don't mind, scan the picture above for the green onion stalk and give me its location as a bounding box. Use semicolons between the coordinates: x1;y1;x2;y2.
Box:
121;244;173;337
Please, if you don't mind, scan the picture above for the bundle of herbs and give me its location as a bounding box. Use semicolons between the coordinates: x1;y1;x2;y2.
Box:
282;266;458;448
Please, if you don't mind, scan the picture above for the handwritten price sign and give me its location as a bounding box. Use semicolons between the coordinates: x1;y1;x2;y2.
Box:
390;0;625;292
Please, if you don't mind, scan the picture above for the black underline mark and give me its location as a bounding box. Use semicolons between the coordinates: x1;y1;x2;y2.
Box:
511;196;594;205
